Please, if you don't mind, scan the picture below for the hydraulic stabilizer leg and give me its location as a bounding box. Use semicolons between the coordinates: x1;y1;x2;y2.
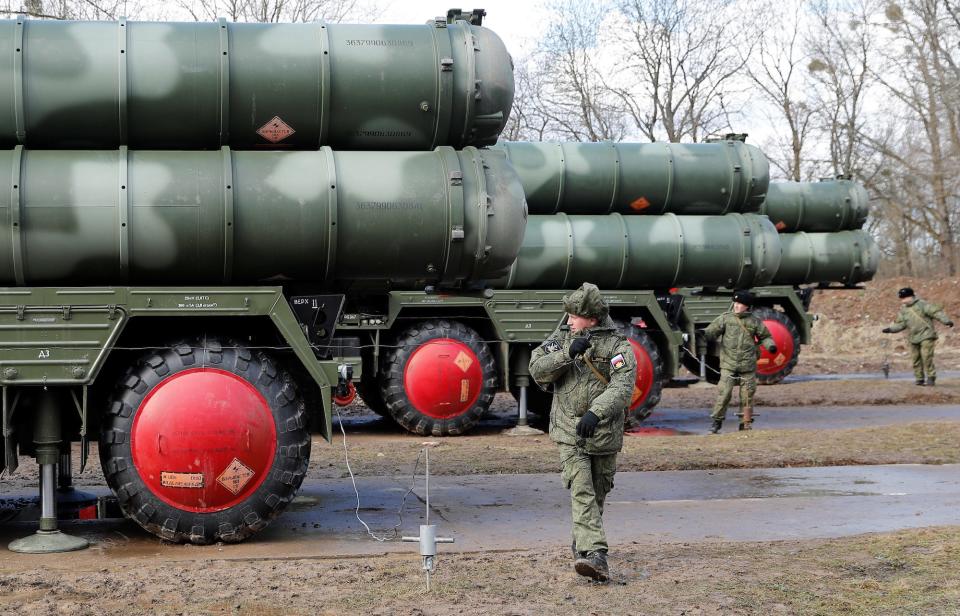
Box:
55;446;98;511
9;391;89;554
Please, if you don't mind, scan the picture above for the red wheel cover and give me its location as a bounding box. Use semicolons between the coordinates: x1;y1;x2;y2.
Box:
131;368;277;513
402;338;483;419
627;338;654;411
757;319;795;375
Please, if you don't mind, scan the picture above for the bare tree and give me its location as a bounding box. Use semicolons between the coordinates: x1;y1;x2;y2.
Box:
527;0;628;142
1;0;148;19
501;57;557;142
862;0;960;274
175;0;367;22
610;0;756;142
805;0;879;179
746;0;817;180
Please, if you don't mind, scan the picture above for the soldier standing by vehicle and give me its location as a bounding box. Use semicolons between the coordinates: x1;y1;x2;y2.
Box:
882;287;953;386
702;290;776;433
529;283;637;583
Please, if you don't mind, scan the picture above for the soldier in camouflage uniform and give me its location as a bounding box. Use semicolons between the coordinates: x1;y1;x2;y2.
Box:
702;290;776;433
529;283;637;583
882;287;953;386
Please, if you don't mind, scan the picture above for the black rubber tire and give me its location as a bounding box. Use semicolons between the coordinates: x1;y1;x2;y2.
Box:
753;306;802;385
619;325;664;428
98;338;310;545
356;375;391;417
380;320;497;436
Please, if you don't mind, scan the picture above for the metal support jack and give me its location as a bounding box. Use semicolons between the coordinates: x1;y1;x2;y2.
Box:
503;381;544;436
402;446;454;590
689;350;714;389
9;390;89;554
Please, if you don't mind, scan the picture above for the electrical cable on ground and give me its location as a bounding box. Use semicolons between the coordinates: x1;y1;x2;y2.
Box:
335;406;422;542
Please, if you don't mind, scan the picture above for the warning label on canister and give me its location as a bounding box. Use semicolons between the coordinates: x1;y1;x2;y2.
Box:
161;472;204;489
217;458;256;495
256;116;296;143
454;351;474;372
460;379;471;403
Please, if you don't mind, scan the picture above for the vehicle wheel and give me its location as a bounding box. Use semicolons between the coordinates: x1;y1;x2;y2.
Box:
380;320;497;436
98;338;309;544
754;307;801;385
615;323;664;427
356;375;390;417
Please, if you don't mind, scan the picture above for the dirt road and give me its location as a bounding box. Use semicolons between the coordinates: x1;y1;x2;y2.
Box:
2;465;960;615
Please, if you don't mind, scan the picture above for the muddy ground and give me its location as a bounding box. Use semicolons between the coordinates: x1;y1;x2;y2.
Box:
1;525;958;615
3;277;960;614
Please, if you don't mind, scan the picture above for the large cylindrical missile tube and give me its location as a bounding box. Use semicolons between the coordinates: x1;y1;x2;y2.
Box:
772;230;879;286
493;140;770;215
493;213;781;289
0;146;526;285
0;17;514;149
756;179;869;232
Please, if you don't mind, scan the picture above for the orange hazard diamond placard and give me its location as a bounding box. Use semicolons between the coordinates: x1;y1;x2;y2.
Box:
217;458;255;495
257;116;296;143
454;350;474;372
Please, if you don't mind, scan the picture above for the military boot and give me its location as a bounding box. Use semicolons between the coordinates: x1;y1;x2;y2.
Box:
739;406;753;431
571;540;586;560
927;377;936;387
709;419;722;434
574;550;609;582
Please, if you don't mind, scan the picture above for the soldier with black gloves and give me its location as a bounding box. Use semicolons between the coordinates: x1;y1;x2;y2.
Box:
702;290;776;433
882;287;953;386
529;283;637;583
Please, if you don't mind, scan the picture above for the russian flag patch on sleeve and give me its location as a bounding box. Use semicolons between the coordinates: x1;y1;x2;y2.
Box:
611;353;626;370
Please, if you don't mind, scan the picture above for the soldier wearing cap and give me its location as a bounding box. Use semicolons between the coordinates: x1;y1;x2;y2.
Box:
529;282;637;583
882;287;953;386
701;290;776;433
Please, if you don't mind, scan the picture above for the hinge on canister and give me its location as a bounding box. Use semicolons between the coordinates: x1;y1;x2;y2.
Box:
446;8;485;25
449;171;463;186
440;57;454;72
451;226;465;241
62;305;72;321
15;305;24;321
107;305;118;320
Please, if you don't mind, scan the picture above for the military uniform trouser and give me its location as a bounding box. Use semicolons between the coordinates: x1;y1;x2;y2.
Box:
910;339;937;381
558;443;618;555
711;368;757;421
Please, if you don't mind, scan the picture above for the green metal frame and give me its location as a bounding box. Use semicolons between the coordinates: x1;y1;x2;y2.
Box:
0;286;338;458
679;286;812;344
337;289;684;385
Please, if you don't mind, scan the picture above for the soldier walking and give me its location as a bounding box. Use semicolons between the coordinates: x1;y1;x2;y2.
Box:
529;283;637;583
882;287;953;386
702;290;776;433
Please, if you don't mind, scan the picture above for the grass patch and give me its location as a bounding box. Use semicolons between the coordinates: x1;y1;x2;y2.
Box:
308;421;960;479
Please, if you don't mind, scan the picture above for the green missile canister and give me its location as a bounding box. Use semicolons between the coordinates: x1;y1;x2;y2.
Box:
757;179;869;233
493;140;770;215
772;230;879;286
0;147;526;285
492;213;781;289
0;15;513;149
